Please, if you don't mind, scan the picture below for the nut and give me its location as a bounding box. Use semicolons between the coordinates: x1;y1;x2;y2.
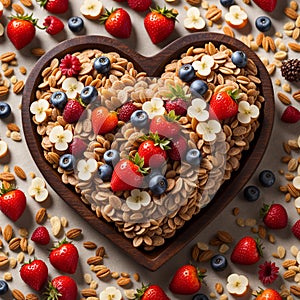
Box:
3;224;13;241
83;241;97;249
217;231;233;243
12;289;25;300
66;228;82;239
290;285;300;296
117;276;132;287
35;208;47;224
14;166;27;180
81;288;97;297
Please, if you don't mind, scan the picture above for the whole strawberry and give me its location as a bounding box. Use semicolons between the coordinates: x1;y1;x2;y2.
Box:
209;89;239;120
128;0;152;12
260;203;288;229
45;275;77;300
253;0;277;12
37;0;69;14
135;283;170;300
100;8;132;39
167;135;187;161
49;239;79;274
7;14;39;50
169;264;204;295
20;259;48;291
144;6;178;44
292;220;300;240
281;106;300;123
231;236;263;265
254;288;282;300
0;185;26;221
31;226;50;245
63;100;85;124
43;15;64;35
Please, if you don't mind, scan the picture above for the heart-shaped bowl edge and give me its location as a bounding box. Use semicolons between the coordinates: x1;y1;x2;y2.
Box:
22;33;274;271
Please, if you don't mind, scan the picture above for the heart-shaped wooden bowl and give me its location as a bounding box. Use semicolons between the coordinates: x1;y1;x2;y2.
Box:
22;33;274;271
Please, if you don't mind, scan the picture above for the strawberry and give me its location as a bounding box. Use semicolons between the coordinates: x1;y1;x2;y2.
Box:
150;111;180;139
292;219;300;239
169;264;204;295
20;259;48;291
37;0;69;14
63;100;85;124
100;8;132;39
281;106;300;123
118;102;138;122
144;6;178;44
68;137;87;157
7;14;39;50
49;239;79;274
165;84;190;116
167;135;187;161
43;16;64;35
111;153;148;192
135;283;170;300
231;236;263;265
254;288;282;300
138;133;170;168
128;0;152;12
31;226;50;245
0;185;26;221
260;203;288;229
209;89;239;121
45;275;77;300
91;106;118;135
253;0;277;12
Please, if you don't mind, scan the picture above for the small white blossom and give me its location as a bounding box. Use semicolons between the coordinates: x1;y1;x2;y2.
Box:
196;120;221;142
100;286;122;300
62;77;84;99
49;125;73;151
28;177;49;202
192;55;214;77
226;273;248;296
30;99;49;123
142;97;165;119
126;189;151;211
237;101;260;124
187;98;209;122
225;5;248;28
184;7;205;31
77;158;98;181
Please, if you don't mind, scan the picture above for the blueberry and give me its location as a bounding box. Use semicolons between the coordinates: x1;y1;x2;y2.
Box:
94;56;111;74
103;149;120;166
80;86;98;106
186;149;202;166
190;80;208;97
259;170;275;187
149;174;168;195
50;91;68;110
130;110;149;129
243;185;260;201
255;16;272;32
0;102;11;119
59;154;75;171
220;0;234;7
68;16;84;33
178;64;195;82
192;294;209;300
210;254;228;271
0;280;9;295
231;51;248;68
98;164;113;181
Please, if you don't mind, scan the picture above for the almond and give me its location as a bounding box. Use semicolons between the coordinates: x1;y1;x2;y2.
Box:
20;0;32;6
31;48;45;57
3;224;13;241
198;249;214;262
223;26;234;37
13;80;24;94
288;42;300;52
0;255;9;267
35;208;47;224
14;166;27;180
7;123;20;132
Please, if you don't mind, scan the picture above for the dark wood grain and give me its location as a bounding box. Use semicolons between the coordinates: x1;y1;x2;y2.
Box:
22;33;274;271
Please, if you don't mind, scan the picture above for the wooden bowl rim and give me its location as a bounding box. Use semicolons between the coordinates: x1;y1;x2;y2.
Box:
22;33;274;271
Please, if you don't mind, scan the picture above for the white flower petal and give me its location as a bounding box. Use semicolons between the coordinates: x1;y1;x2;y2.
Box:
203;132;217;142
202;55;215;69
78;170;92;181
28;186;37;197
35;112;47;123
49;126;63;143
187;7;200;18
249;105;259;118
238;101;250;113
77;159;87;172
131;189;141;198
34;188;49;202
87;158;98;172
32;177;46;189
64;130;73;143
208;120;222;133
126;196;142;210
55;141;69;151
237;112;251;124
140;191;151;206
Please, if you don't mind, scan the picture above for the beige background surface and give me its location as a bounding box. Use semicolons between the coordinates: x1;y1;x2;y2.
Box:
0;0;300;299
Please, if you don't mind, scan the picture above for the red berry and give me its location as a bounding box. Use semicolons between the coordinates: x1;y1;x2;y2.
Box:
261;203;288;229
128;0;152;11
68;137;87;157
60;54;81;77
118;102;138;122
31;226;50;245
258;261;279;285
292;220;300;239
281;106;300;123
38;0;69;14
168;135;187;161
165;98;188;116
43;16;64;35
63;100;85;123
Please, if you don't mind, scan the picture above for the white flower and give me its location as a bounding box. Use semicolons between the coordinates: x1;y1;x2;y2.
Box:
225;5;248;28
196;120;221;142
142;98;165;119
62;77;84;99
77;158;98;181
184;7;205;31
28;177;49;202
49;125;73;151
100;286;122;300
126;189;151;211
192;55;215;77
226;273;248;296
30;99;50;123
293;175;300;190
80;0;103;20
187;98;209;122
237;101;260;124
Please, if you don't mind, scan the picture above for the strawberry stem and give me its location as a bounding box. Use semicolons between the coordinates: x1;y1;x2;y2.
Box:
141;132;171;150
150;6;178;20
10;13;44;30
